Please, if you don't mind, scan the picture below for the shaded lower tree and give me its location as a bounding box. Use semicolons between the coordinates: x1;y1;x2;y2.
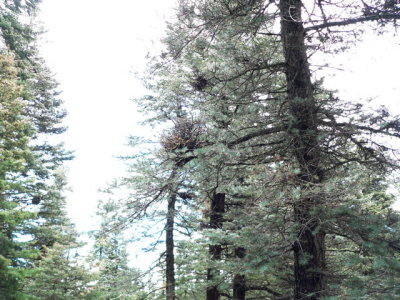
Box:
22;169;92;300
87;198;151;300
29;169;77;252
161;117;202;300
206;193;225;300
24;242;91;300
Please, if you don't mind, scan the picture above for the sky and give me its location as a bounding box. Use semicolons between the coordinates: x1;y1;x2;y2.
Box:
38;0;176;231
37;0;400;235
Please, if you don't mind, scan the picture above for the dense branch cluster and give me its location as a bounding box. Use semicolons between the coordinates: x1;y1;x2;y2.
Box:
161;118;203;152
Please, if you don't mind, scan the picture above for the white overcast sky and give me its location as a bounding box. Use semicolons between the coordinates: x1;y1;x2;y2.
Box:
38;0;176;231
37;1;400;233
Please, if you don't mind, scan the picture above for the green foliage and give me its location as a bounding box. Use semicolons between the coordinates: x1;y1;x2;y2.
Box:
29;169;77;250
24;243;91;300
0;0;73;297
118;0;400;299
87;199;151;300
21;168;93;300
0;51;38;300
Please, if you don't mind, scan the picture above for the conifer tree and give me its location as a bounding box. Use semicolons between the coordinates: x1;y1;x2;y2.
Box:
107;120;202;300
22;168;93;300
88;198;149;300
131;0;400;299
23;243;91;300
29;169;75;251
0;0;72;297
0;51;37;300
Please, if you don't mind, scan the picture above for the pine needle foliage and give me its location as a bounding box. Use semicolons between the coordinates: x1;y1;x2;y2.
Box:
105;1;400;299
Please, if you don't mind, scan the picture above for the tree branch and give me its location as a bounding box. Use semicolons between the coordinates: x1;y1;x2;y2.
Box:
246;285;282;297
319;120;400;138
228;126;285;147
305;12;400;31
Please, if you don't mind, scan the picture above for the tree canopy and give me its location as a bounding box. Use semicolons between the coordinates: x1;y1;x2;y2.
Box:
2;1;400;300
110;1;400;299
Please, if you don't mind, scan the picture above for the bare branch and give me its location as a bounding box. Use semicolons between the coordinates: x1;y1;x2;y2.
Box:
305;12;400;31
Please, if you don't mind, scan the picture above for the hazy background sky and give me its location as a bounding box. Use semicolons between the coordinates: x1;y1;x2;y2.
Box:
37;1;400;235
38;0;176;232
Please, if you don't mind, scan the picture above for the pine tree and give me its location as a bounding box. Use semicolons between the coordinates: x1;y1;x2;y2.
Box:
88;198;149;300
131;0;400;299
100;114;204;299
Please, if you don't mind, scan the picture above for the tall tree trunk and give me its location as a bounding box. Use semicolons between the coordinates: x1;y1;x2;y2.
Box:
207;193;225;300
232;197;246;300
166;172;178;300
232;247;246;300
279;0;326;299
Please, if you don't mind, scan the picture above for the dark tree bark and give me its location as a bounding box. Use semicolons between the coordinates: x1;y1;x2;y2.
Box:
166;187;177;300
163;118;198;300
232;247;246;300
207;193;225;300
279;0;326;299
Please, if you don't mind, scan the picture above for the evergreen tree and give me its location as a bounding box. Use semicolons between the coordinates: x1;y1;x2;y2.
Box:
0;51;37;300
88;198;149;300
128;0;400;299
101;118;204;299
22;168;93;300
24;242;91;300
0;0;72;297
29;169;75;251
